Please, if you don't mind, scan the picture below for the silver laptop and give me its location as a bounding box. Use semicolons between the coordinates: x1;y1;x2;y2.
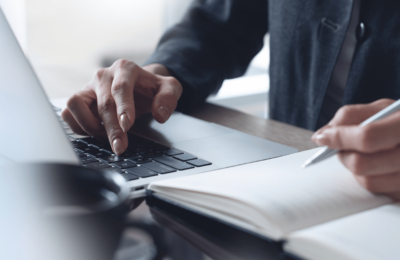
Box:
0;8;297;198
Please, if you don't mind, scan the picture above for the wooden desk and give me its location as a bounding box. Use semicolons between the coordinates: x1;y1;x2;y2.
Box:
190;103;318;152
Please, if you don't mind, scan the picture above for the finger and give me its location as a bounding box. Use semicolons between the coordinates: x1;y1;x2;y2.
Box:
338;148;400;176
311;124;333;142
96;73;128;155
312;99;395;142
328;99;395;126
66;89;107;139
110;60;138;133
315;111;400;153
151;76;182;123
61;107;88;136
354;172;400;193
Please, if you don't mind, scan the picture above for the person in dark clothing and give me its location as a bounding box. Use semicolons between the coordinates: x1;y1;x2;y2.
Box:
62;0;400;199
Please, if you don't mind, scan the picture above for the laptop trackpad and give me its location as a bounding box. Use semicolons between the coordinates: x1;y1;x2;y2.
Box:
172;132;298;168
132;113;298;168
131;112;232;144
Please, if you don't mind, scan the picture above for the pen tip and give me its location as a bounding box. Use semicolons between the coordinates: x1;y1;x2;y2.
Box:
301;161;311;168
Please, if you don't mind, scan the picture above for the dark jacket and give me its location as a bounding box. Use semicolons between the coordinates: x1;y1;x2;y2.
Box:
145;0;400;131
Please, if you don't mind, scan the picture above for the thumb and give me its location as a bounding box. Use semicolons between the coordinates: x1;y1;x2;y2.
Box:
151;77;182;123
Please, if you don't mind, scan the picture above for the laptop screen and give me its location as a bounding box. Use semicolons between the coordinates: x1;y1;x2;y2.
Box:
0;8;79;165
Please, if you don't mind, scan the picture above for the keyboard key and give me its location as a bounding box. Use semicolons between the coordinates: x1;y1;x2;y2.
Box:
125;167;158;178
76;138;90;144
84;138;107;144
173;154;197;161
164;149;184;156
112;161;137;169
128;144;149;153
86;150;113;158
140;151;164;158
83;138;111;148
187;159;212;167
121;173;139;181
101;168;125;174
88;143;108;149
119;151;143;160
154;156;194;170
141;162;176;174
82;138;112;150
80;156;99;164
77;147;100;154
128;157;152;164
71;141;86;148
93;142;113;150
75;150;87;158
86;162;111;170
81;137;101;145
100;148;114;154
100;156;125;163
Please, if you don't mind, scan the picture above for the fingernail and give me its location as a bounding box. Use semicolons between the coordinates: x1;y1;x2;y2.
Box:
312;132;321;141
112;138;124;155
157;106;170;122
120;113;131;133
314;134;327;145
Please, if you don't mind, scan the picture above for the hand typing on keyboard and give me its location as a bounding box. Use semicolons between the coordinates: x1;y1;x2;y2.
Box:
69;136;212;181
61;60;182;155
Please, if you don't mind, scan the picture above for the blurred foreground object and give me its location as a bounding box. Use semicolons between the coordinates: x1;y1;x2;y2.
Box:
0;164;131;260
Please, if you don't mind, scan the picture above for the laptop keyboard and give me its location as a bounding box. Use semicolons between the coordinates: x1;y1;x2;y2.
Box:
54;106;212;182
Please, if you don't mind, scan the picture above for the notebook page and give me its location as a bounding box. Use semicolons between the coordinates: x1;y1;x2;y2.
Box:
285;203;400;260
247;156;392;236
149;149;392;239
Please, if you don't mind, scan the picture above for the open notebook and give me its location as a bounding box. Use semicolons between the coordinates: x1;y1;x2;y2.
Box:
147;149;400;260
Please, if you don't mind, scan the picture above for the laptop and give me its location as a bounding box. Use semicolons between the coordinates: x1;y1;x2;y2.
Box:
0;7;297;198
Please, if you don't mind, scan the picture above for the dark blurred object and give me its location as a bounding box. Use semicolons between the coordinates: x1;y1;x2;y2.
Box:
113;233;157;260
113;220;167;260
0;163;131;260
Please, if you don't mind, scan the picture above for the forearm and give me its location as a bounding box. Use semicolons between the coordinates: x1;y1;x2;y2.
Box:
144;0;268;112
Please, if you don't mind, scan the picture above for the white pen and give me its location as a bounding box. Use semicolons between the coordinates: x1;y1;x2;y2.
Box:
302;99;400;168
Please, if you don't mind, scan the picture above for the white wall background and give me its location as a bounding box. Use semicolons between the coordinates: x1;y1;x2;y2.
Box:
26;0;165;68
0;0;27;51
1;0;270;117
163;0;192;30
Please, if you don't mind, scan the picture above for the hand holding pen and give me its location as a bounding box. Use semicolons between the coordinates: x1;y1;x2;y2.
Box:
305;99;400;200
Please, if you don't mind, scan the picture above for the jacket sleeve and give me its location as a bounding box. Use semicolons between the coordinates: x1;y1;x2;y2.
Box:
144;0;268;112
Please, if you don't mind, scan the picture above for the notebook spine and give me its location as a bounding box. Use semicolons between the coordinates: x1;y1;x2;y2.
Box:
146;190;295;260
